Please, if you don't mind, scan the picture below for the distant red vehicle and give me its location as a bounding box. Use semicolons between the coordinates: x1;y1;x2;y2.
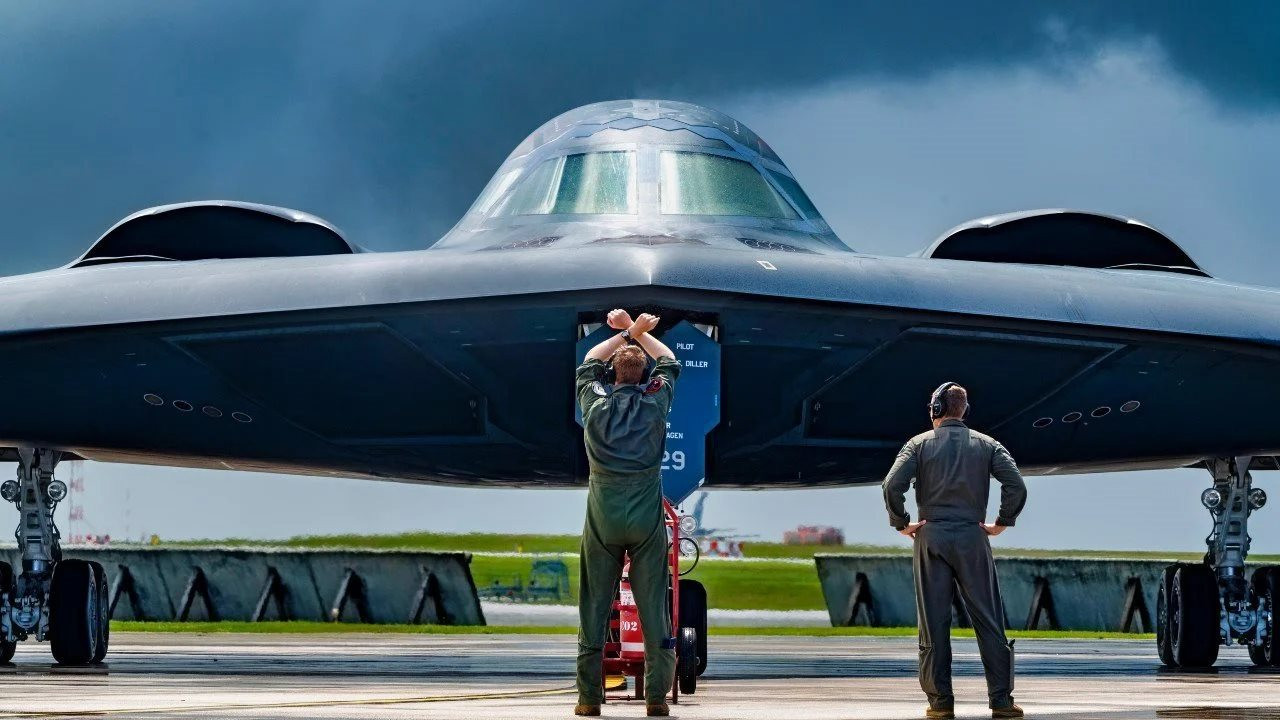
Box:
783;525;845;546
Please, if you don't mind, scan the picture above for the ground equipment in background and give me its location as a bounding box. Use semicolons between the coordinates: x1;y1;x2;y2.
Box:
783;525;846;546
526;559;572;602
479;558;571;603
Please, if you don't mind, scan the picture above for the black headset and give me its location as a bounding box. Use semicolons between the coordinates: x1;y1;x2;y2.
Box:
928;381;969;420
602;355;655;386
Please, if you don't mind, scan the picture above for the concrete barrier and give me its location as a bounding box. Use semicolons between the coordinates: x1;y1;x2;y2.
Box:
815;554;1195;632
2;547;485;625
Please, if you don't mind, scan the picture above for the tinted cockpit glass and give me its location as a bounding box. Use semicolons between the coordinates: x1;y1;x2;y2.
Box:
497;151;635;216
659;151;798;219
766;169;820;220
470;169;520;215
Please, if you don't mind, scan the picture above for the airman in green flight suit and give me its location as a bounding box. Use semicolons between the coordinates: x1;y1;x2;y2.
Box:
574;309;680;718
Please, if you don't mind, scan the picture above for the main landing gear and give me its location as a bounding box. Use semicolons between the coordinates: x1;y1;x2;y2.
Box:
0;448;109;666
1158;456;1273;668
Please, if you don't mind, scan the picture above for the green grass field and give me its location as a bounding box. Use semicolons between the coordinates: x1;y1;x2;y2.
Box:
166;530;1267;564
109;620;1151;641
169;531;583;554
468;555;824;611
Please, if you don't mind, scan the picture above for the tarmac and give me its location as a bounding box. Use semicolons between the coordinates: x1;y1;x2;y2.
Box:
481;600;830;627
1;632;1278;719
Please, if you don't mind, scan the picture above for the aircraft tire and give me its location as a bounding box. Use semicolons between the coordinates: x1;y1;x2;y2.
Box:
49;560;106;666
0;561;14;664
678;579;708;676
1170;564;1220;668
1250;567;1279;666
88;561;110;663
1156;564;1178;667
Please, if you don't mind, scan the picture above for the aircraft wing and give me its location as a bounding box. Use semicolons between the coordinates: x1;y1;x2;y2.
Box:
5;99;1278;490
1;239;1278;488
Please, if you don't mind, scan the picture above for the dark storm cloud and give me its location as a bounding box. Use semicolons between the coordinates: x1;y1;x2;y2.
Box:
0;1;1275;272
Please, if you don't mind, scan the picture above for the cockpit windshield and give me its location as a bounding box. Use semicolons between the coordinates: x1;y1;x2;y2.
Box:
659;151;798;219
495;151;636;216
437;100;849;251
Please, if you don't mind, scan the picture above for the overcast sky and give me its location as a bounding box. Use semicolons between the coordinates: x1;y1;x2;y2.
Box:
3;2;1279;551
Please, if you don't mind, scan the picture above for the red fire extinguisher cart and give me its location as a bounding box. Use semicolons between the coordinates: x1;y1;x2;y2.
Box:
601;499;708;704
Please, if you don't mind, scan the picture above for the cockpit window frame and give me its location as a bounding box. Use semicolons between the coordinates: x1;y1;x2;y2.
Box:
467;168;522;217
437;122;848;253
490;148;639;218
656;148;810;221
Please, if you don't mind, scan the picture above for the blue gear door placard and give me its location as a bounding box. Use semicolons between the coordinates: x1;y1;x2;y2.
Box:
575;320;720;504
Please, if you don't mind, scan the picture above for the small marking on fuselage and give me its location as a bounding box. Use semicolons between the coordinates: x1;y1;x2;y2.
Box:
757;260;777;270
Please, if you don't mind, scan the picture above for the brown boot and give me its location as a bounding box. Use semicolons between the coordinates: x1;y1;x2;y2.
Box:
925;707;955;719
574;704;601;716
646;702;670;717
992;704;1024;718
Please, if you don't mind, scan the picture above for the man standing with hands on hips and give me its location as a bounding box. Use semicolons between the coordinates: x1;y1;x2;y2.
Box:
883;382;1028;719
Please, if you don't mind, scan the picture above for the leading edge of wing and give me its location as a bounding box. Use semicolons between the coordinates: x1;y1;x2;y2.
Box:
0;245;1275;349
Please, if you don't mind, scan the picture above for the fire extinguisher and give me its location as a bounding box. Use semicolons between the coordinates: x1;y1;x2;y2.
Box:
619;560;645;660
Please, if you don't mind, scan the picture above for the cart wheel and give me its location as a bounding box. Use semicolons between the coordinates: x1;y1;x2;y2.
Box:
677;627;698;695
679;579;708;675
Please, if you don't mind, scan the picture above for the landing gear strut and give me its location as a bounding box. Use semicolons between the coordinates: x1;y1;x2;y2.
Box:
0;448;109;665
1158;456;1273;668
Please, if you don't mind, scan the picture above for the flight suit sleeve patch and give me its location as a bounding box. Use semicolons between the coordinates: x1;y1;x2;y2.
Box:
591;381;608;397
644;376;665;395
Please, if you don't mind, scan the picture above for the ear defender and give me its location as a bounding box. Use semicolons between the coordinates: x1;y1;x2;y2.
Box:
929;381;958;419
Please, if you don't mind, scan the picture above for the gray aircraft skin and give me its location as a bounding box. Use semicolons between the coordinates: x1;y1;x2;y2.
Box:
1;98;1278;490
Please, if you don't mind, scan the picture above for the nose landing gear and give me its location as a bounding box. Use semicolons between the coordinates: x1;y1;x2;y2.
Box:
0;448;109;666
1157;456;1274;669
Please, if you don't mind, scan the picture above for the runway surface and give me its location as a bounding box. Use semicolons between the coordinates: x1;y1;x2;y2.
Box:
481;600;830;627
2;632;1279;719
